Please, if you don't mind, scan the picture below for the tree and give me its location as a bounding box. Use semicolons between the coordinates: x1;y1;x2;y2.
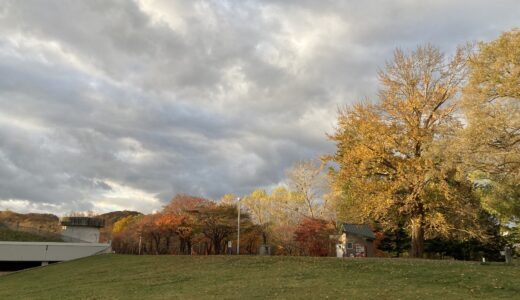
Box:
239;186;313;254
294;218;335;256
240;225;263;254
460;29;520;224
243;189;272;245
220;193;238;206
190;204;252;254
139;214;164;254
176;218;194;255
111;214;143;254
378;224;410;258
163;194;210;215
471;173;520;226
287;160;328;218
329;45;484;257
154;213;180;254
270;224;300;255
161;194;213;254
269;186;304;226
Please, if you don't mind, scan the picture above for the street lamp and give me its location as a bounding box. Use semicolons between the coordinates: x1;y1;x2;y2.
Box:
138;234;142;255
236;197;241;255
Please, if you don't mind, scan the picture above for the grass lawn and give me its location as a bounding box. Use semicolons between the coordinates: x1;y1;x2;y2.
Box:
0;228;62;242
0;254;518;299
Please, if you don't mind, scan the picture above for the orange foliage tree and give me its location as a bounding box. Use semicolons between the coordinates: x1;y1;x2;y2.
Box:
294;218;336;256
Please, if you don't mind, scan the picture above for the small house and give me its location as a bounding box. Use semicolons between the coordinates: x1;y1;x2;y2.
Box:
338;224;375;257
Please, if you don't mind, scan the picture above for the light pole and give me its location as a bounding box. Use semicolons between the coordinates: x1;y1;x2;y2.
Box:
138;234;142;255
236;197;241;255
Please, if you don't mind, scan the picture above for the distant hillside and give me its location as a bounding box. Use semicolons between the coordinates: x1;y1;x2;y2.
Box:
98;210;142;225
0;211;60;233
98;211;142;242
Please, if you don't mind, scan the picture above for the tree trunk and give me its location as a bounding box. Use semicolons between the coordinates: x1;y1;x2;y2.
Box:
207;241;212;255
213;237;222;254
395;224;405;258
410;218;424;258
165;237;171;254
395;231;401;258
180;239;186;255
153;235;161;254
179;238;192;255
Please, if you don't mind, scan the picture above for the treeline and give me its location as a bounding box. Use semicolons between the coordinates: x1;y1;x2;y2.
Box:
111;186;338;256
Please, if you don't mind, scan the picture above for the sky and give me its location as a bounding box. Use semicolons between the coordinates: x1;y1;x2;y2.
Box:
0;0;519;215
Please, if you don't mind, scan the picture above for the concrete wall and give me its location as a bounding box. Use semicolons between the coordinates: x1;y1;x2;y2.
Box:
62;226;100;243
0;242;111;262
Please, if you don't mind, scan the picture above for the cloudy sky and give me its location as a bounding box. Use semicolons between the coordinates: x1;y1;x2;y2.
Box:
0;0;518;215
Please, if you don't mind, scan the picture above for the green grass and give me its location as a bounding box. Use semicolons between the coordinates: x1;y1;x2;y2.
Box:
0;228;62;242
0;255;519;299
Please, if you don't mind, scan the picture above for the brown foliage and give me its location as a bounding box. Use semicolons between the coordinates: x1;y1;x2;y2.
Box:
294;218;335;256
163;194;211;215
270;224;300;256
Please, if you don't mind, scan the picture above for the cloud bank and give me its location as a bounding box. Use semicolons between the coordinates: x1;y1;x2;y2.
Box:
0;0;518;214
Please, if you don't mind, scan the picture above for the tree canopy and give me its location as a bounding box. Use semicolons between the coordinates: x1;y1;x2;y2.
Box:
329;44;484;257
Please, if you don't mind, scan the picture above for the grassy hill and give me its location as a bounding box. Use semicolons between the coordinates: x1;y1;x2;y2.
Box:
0;213;63;242
0;255;518;299
0;227;62;242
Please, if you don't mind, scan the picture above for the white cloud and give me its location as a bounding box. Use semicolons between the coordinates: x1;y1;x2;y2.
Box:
90;180;161;213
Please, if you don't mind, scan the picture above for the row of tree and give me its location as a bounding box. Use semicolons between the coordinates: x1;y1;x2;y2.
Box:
110;192;336;256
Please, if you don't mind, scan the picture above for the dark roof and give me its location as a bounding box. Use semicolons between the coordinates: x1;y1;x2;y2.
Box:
341;224;375;239
60;217;105;228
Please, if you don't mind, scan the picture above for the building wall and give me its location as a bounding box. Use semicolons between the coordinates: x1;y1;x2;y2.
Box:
62;226;100;243
343;234;375;257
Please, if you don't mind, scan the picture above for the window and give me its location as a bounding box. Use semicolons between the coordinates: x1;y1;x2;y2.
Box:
347;242;353;249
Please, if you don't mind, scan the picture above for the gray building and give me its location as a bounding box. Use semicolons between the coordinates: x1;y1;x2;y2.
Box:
60;217;105;243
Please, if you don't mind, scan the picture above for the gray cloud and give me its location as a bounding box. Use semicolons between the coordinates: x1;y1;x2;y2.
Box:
0;0;519;214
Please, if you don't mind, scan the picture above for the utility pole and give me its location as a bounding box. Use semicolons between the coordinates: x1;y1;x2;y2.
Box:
237;197;241;255
138;234;142;255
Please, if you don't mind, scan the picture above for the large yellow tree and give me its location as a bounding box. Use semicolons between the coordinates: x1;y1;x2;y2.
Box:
330;45;484;257
460;29;520;224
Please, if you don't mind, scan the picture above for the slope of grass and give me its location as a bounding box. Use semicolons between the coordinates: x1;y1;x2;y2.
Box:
0;228;62;242
0;254;519;299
